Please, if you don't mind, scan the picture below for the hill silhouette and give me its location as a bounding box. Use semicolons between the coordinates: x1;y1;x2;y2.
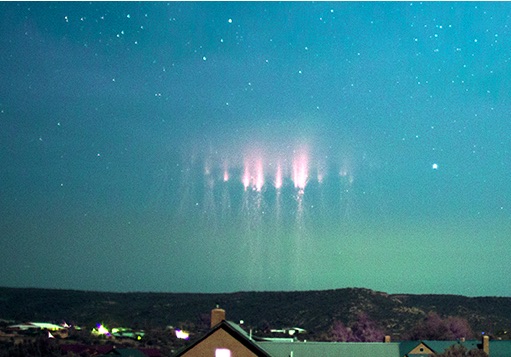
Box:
1;287;510;340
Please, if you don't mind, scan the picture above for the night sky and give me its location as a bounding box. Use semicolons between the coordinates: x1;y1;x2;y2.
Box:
1;2;510;296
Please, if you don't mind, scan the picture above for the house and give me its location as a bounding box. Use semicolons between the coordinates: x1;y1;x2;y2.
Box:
8;322;67;331
399;339;484;356
174;307;399;357
175;306;511;357
269;327;307;336
174;307;271;357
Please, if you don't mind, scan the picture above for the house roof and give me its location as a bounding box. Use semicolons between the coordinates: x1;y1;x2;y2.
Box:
9;322;65;330
174;320;271;357
262;339;511;357
423;340;480;353
257;341;401;357
172;316;511;357
398;340;422;356
60;344;115;355
105;348;147;357
399;340;482;356
489;340;511;357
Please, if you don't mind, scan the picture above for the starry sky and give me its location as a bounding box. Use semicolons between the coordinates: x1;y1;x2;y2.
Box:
1;2;510;296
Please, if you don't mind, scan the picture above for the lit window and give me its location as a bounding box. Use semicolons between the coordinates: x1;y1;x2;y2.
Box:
215;348;231;357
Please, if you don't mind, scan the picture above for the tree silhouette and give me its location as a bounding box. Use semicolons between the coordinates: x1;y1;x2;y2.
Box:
329;320;353;342
436;344;487;357
446;316;474;340
351;313;385;342
329;313;385;342
405;312;474;340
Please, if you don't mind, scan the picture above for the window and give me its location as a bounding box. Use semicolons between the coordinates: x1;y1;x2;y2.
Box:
215;348;231;357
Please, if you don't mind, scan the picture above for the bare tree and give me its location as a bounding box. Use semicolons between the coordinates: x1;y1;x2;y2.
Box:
405;312;474;340
350;313;385;342
436;344;487;357
329;313;385;342
329;320;353;342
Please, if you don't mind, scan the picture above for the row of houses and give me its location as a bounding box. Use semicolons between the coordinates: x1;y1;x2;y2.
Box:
175;307;511;357
2;308;510;356
0;321;159;356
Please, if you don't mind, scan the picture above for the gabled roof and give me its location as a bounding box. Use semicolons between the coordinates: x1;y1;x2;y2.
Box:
257;341;401;357
422;340;480;353
400;339;511;357
174;320;271;357
398;340;422;356
400;340;482;356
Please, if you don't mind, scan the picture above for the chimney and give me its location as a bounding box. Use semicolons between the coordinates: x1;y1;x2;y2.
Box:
384;335;391;343
482;335;489;355
211;305;226;328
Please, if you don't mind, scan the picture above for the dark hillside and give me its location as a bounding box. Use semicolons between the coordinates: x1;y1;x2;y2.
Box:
1;287;510;340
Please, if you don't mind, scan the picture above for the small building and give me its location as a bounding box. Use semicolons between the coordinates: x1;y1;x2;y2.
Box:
174;307;270;357
269;327;307;336
399;337;487;356
174;307;400;357
8;322;66;331
173;306;511;357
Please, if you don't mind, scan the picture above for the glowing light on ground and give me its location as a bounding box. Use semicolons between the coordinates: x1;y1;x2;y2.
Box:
175;329;190;340
92;323;110;336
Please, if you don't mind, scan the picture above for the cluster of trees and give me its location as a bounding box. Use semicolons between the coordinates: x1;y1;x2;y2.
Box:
0;310;489;357
404;312;475;340
324;311;489;356
326;311;477;343
327;313;385;342
0;326;183;357
0;336;62;357
437;345;487;357
323;311;489;356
